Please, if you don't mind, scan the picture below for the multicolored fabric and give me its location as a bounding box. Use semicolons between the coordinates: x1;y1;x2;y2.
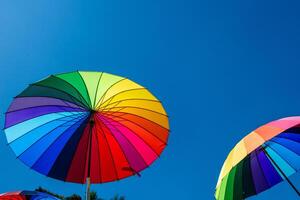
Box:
0;191;58;200
4;71;169;183
215;117;300;200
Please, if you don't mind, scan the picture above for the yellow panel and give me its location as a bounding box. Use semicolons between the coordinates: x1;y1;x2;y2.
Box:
101;100;166;115
231;140;247;166
100;89;158;107
217;139;247;186
99;89;157;108
96;79;143;108
103;107;169;129
218;149;234;186
93;73;124;108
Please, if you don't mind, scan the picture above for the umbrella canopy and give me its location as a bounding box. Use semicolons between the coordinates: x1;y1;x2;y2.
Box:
0;191;59;200
4;71;169;184
215;117;300;200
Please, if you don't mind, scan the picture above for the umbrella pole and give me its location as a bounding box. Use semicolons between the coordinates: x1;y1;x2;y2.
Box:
261;146;300;196
86;118;95;200
86;177;91;200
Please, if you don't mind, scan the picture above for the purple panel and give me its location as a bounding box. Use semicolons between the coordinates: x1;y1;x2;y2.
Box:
5;106;85;128
250;151;269;193
257;150;283;186
8;97;84;112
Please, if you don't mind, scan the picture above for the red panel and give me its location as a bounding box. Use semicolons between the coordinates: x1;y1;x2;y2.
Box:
96;115;133;180
0;195;24;200
94;115;118;182
102;112;169;143
104;114;166;155
89;126;101;183
66;126;89;183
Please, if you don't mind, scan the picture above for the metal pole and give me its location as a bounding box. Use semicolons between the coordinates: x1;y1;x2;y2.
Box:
86;177;91;200
261;146;300;196
86;116;94;200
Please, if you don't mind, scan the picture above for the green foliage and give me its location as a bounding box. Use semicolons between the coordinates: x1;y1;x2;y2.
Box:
90;191;104;200
35;187;125;200
65;194;82;200
35;186;64;199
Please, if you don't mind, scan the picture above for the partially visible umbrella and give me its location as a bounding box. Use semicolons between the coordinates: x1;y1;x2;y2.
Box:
4;71;169;200
215;117;300;200
0;191;59;200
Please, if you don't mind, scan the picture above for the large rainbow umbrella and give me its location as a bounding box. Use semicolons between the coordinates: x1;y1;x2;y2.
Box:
4;71;169;200
215;117;300;200
0;191;59;200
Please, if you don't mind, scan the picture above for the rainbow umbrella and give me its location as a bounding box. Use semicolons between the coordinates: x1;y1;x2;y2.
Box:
215;117;300;200
4;71;169;200
0;191;59;200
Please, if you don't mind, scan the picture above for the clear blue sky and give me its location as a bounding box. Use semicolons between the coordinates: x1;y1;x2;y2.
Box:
0;0;300;199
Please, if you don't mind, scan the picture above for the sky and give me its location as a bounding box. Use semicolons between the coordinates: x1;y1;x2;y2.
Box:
0;0;300;199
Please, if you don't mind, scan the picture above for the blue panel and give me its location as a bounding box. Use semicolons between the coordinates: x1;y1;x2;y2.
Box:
5;111;84;143
31;116;88;175
272;137;300;155
277;132;300;143
267;141;300;170
18;113;87;167
10;113;85;156
264;143;296;177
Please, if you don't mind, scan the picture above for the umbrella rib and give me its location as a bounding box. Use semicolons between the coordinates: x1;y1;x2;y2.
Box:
15;94;88;111
93;120;103;183
5;107;85;129
262;146;300;196
83;118;98;183
20;115;86;173
270;138;300;155
8;112;86;146
277;134;300;143
17;114;86;160
5;104;85;114
101;112;168;144
101;115;161;158
96;88;145;110
265;141;299;171
92;72;103;109
55;75;93;109
94;116;119;181
54;116;91;183
101;110;169;131
255;150;271;188
94;78;127;109
100;106;168;117
31;84;90;109
99;98;162;112
96;116;135;178
99;114;167;154
99;115;150;171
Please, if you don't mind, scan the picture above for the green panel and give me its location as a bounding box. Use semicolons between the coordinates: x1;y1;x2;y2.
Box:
233;161;243;200
17;85;87;108
224;166;236;200
215;185;221;200
218;173;229;200
242;156;256;198
55;71;92;108
78;71;103;109
34;75;90;108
